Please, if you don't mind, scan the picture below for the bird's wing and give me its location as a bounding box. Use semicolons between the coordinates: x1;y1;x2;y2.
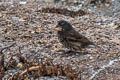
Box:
67;29;92;44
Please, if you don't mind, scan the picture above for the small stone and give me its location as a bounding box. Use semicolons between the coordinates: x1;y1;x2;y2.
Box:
89;56;94;59
17;63;23;69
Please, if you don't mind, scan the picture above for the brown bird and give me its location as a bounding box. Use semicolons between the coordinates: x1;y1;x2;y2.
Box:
55;20;96;52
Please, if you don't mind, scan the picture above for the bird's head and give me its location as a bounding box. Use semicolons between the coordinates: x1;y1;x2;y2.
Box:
55;20;73;33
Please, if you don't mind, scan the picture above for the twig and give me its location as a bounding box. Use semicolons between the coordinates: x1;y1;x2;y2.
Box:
0;42;16;54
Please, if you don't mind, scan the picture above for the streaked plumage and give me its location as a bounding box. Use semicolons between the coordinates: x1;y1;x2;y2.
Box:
55;20;95;52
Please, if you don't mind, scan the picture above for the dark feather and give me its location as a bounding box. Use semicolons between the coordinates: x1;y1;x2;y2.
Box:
67;29;94;47
56;20;97;52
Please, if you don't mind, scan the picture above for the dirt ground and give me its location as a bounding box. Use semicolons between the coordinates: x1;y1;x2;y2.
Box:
0;1;120;80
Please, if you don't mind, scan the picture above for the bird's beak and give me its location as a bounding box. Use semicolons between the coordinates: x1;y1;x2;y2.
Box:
55;27;62;32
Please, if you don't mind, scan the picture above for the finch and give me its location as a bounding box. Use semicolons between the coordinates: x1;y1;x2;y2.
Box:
55;20;96;52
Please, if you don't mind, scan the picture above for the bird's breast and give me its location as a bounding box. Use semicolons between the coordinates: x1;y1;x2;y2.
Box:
58;34;71;48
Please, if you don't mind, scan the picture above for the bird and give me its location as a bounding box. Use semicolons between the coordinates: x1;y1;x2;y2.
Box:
55;20;97;52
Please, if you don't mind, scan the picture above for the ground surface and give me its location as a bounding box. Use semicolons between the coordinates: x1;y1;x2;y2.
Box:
0;1;120;80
